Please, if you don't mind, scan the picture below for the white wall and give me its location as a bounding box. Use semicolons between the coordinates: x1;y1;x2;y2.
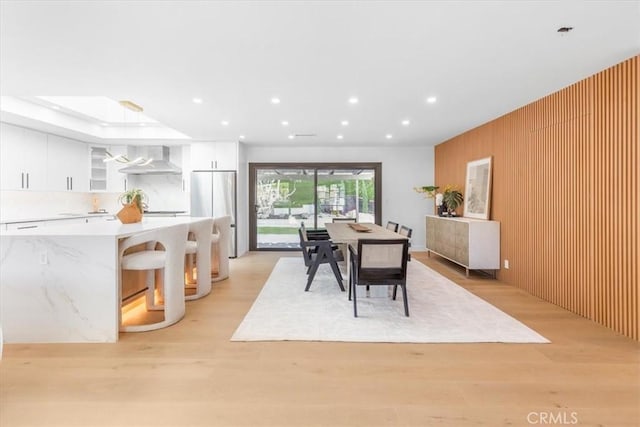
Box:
242;144;435;252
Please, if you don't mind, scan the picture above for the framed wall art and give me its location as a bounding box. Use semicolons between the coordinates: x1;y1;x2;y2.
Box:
463;156;493;219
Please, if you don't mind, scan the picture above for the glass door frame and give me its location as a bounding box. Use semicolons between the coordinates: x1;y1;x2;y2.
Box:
249;162;382;251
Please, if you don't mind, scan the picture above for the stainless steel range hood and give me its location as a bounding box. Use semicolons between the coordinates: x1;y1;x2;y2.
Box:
118;146;182;175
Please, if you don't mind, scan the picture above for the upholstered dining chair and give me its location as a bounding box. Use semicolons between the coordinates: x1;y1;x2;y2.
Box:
398;225;413;261
119;223;189;332
348;239;410;317
386;221;399;232
298;226;345;292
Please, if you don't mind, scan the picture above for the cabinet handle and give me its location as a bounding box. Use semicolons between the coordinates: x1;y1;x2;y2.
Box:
17;225;38;230
21;172;24;189
215;160;218;169
70;177;73;190
66;177;69;190
124;179;127;191
182;179;185;191
26;173;29;189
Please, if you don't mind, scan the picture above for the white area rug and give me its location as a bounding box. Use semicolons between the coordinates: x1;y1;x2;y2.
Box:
231;257;549;343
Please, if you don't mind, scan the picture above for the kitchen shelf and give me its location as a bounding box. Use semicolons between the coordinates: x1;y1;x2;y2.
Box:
90;147;108;191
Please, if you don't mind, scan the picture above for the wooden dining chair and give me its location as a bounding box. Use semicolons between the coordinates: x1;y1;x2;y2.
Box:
386;221;399;232
298;227;345;292
398;225;413;261
300;221;330;240
332;217;357;223
348;239;410;317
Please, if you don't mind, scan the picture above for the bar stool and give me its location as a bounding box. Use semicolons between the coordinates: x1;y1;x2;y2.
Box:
211;216;231;282
119;223;188;332
184;218;213;300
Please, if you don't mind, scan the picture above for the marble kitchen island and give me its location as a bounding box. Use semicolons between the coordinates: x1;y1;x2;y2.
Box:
0;217;211;343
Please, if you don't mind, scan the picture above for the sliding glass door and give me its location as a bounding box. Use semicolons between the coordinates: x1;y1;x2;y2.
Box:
249;163;381;250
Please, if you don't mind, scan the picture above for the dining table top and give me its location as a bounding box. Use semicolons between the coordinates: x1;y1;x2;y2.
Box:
324;222;408;244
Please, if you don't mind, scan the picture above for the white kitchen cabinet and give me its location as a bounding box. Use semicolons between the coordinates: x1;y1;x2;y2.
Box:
180;145;191;192
5;221;47;231
105;145;128;193
0;123;48;191
190;142;237;170
47;135;89;192
89;146;108;191
88;144;128;193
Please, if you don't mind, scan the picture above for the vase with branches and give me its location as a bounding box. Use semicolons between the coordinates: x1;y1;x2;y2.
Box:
118;188;148;213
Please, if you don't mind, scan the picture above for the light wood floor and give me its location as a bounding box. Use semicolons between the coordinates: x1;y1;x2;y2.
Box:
1;252;639;427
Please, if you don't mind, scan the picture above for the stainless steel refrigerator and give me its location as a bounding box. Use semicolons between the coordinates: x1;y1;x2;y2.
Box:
190;170;237;258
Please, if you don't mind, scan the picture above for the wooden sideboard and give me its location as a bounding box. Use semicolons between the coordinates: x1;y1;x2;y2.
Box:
425;215;500;277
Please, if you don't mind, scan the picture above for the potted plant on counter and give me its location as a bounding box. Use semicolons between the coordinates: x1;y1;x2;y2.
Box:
415;184;464;216
441;185;464;216
116;188;148;223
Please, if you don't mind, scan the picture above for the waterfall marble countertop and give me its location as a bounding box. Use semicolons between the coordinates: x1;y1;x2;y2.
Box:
0;216;212;343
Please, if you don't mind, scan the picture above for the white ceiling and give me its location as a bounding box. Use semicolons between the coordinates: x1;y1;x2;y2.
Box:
1;0;638;147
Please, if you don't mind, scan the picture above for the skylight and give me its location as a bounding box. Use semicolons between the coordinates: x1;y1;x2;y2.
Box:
0;96;190;140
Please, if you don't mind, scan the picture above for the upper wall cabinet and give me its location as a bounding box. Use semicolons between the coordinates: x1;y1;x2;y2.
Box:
90;145;128;192
105;145;128;193
46;135;89;192
89;146;108;191
190;142;237;170
0;123;48;191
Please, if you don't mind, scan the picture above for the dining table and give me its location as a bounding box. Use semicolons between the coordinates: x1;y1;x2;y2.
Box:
324;222;409;292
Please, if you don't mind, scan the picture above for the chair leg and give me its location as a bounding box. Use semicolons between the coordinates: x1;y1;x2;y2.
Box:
392;284;398;300
401;284;409;317
328;257;345;292
352;282;358;317
305;259;321;291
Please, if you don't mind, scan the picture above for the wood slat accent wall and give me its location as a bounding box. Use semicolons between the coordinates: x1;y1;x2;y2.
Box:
435;56;639;340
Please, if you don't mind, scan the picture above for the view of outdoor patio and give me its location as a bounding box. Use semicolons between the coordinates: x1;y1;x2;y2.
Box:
255;168;376;248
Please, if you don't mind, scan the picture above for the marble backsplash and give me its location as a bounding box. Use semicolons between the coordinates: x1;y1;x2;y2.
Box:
1;174;189;221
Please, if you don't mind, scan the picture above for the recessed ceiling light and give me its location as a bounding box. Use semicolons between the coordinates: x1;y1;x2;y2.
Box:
100;123;108;126
239;135;245;140
192;98;203;104
337;134;344;140
288;134;294;139
221;120;229;126
341;120;349;126
402;119;410;126
385;134;393;139
271;97;281;104
139;123;146;127
426;96;437;104
348;97;359;104
281;120;289;126
51;105;61;110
